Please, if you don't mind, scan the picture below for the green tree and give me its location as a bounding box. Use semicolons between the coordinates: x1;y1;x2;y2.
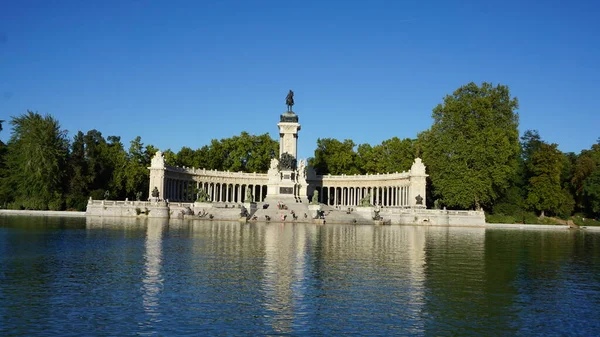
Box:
105;135;128;199
205;139;227;171
379;137;416;173
0;120;7;206
521;130;543;166
421;82;520;210
244;133;279;173
176;146;197;168
178;132;277;173
572;139;600;216
83;130;111;193
217;132;278;172
356;143;385;174
4;111;69;209
356;138;416;174
310;138;360;175
160;149;176;166
489;129;542;217
526;142;573;217
65;131;89;210
124;136;155;199
583;169;600;216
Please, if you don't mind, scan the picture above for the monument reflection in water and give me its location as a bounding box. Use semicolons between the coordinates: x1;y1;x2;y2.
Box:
1;216;596;336
141;219;166;327
84;217;437;335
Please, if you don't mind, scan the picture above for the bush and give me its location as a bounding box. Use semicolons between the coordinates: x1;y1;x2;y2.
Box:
89;189;105;201
18;198;48;210
7;202;23;210
485;210;541;224
485;213;517;224
48;198;64;211
66;195;88;211
509;210;538;224
538;217;563;225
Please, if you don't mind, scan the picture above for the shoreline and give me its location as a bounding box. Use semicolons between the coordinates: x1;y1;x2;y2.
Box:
2;209;599;230
0;209;86;217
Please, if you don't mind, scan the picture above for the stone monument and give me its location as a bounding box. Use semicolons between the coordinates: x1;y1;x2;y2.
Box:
266;90;304;202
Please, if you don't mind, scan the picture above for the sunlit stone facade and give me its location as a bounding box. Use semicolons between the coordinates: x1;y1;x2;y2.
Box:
148;110;427;207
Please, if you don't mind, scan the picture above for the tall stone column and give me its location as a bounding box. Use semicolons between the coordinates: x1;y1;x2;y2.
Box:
278;112;301;160
409;158;428;208
148;151;166;200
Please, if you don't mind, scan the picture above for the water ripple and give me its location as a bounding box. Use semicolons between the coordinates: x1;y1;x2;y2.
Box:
0;218;599;336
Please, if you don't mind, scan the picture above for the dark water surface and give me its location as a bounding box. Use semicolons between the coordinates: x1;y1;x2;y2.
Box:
1;216;599;336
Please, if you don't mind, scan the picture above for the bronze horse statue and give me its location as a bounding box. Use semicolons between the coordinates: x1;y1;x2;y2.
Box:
286;90;294;111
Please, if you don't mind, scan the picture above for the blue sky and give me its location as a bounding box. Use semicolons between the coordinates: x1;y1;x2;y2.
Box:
1;0;599;160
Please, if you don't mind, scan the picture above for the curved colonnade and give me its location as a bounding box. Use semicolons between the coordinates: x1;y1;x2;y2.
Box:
158;167;269;203
150;160;427;208
310;170;416;207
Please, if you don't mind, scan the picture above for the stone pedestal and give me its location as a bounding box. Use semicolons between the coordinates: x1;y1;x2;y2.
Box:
308;204;322;219
243;202;257;213
265;169;299;204
356;206;373;219
193;202;213;208
278;112;301;159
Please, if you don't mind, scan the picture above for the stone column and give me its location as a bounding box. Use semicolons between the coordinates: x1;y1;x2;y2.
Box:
333;187;338;206
409;158;428;208
184;181;188;201
148;151;166;200
278;116;301;160
164;179;169;200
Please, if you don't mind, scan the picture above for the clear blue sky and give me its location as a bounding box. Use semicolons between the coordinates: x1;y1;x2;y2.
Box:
1;0;599;160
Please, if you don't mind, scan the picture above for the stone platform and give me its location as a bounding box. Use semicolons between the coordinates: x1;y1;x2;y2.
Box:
86;199;486;226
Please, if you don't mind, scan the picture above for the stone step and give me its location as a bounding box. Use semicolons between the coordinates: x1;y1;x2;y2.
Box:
251;202;310;221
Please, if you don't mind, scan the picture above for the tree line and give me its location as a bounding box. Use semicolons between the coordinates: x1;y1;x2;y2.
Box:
309;83;600;221
0;112;278;211
1;82;599;221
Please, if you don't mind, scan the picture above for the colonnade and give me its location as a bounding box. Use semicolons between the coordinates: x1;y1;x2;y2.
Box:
164;178;267;203
314;185;410;207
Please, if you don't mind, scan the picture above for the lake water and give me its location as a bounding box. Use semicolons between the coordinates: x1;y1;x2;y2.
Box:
1;216;599;336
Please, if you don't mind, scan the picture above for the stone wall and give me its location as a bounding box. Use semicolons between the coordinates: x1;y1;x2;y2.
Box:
378;208;486;226
86;199;251;221
86;200;170;218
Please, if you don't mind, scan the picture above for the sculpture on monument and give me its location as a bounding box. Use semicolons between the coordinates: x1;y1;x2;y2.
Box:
279;152;297;170
360;193;371;207
269;158;279;171
311;190;319;205
244;188;254;203
286;90;294;111
298;159;307;179
196;188;210;202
